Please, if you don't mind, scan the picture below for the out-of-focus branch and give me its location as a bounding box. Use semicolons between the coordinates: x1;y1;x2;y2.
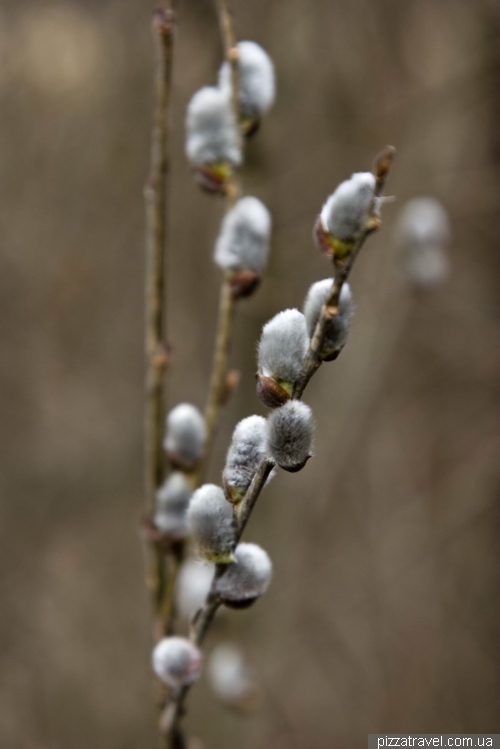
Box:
216;0;242;205
143;1;176;637
195;0;242;483
194;279;236;484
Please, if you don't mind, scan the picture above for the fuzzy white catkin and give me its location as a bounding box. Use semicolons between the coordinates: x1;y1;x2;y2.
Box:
223;415;267;497
266;400;314;471
164;403;206;469
152;637;202;689
258;309;309;387
321;172;376;241
218;41;275;119
185;86;241;167
208;644;255;704
176;559;215;621
154;472;192;536
303;280;353;359
215;543;272;604
395;197;451;288
188;484;236;562
214;197;271;274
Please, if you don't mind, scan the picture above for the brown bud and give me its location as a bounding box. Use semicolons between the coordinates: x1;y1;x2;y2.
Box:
140;515;185;554
242;116;261;139
220;595;258;610
152;340;171;370
219;368;241;407
256;375;291;409
313;214;334;257
164;448;196;472
280;453;312;473
373;145;395;184
152;8;174;36
229;270;261;298
321;347;342;362
222;474;244;505
192;165;227;195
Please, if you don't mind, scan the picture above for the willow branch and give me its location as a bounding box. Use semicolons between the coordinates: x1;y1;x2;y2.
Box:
160;148;395;736
143;2;175;639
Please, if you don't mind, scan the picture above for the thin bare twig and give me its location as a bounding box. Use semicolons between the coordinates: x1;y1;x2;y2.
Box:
194;279;236;484
143;1;176;638
195;0;243;483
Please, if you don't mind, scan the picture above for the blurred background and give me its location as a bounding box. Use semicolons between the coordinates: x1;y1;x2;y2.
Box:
1;0;499;747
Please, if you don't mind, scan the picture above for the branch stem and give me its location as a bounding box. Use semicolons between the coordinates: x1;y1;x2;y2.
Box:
144;5;175;517
143;0;176;666
195;278;236;484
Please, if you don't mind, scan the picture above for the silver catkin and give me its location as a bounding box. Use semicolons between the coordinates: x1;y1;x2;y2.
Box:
214;197;271;274
223;415;268;501
185;86;241;168
218;40;275;120
187;484;236;562
154;472;192;537
257;309;309;390
320;172;376;241
152;637;203;689
266;400;314;472
394;197;451;288
215;542;272;606
163;403;206;469
303;279;353;360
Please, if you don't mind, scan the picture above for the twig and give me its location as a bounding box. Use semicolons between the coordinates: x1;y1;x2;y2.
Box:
194;279;236;484
193;0;243;482
216;0;242;203
236;458;275;536
294;145;395;398
143;1;176;636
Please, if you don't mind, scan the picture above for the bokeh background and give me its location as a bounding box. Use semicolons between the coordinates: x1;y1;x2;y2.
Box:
1;0;499;747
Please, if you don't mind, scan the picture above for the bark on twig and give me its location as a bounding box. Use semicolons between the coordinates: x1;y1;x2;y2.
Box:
144;5;176;518
195;0;243;483
143;0;177;647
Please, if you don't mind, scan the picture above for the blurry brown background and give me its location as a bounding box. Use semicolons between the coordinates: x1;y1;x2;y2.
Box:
1;0;499;747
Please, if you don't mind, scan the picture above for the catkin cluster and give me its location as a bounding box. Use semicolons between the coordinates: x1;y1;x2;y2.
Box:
185;40;275;196
157;161;388;697
186;166;390;623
